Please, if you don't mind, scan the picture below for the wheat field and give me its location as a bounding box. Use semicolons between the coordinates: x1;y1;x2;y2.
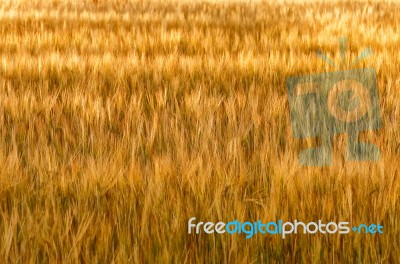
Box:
0;0;399;263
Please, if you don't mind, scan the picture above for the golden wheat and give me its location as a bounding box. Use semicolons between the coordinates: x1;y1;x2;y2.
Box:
0;0;398;263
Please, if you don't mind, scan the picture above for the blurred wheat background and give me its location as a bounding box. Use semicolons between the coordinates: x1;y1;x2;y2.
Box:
0;0;399;262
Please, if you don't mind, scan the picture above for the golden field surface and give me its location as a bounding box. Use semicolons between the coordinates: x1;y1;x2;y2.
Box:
0;0;399;262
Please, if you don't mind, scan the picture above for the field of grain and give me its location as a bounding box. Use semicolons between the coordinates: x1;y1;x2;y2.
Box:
0;0;399;262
